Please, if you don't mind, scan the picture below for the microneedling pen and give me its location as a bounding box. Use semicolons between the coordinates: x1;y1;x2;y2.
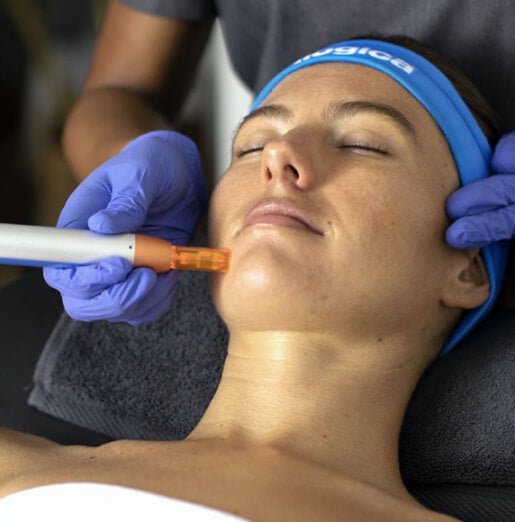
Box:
0;223;231;273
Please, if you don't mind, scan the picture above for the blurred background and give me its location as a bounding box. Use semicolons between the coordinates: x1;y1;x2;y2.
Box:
0;0;252;287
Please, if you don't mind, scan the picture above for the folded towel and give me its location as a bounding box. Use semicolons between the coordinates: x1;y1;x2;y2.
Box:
28;236;515;486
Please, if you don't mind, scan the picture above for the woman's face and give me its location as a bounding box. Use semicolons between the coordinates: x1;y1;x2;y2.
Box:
208;63;470;344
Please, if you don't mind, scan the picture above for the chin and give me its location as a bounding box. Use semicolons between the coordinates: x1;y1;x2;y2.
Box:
209;253;314;330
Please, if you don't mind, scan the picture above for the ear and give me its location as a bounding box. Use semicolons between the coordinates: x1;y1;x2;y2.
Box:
441;248;490;309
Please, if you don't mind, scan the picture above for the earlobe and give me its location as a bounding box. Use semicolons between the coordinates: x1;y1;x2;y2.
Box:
441;249;490;309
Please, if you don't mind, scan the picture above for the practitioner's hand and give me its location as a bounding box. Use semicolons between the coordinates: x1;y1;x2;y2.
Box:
43;130;208;325
446;131;515;248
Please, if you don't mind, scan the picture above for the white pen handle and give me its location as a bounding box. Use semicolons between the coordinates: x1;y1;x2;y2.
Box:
0;223;135;268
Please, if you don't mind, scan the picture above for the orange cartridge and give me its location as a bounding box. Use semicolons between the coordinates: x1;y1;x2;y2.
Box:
134;234;231;273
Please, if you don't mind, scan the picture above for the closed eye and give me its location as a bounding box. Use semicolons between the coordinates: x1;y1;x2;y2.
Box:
234;142;388;158
235;143;388;158
338;143;388;155
234;146;264;158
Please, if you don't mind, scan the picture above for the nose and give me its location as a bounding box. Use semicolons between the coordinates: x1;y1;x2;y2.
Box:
260;132;316;190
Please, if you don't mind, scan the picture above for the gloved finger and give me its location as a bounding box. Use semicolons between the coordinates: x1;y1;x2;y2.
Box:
491;131;515;173
138;223;191;246
57;184;112;229
129;130;208;211
116;270;180;325
86;162;156;234
109;269;178;324
43;257;133;299
62;267;157;322
446;174;515;219
123;133;208;213
150;181;208;240
446;204;515;248
88;191;148;234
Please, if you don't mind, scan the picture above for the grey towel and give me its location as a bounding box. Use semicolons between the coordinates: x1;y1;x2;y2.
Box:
28;237;515;486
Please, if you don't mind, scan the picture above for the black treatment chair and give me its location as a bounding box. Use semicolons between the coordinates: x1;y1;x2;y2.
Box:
0;268;513;522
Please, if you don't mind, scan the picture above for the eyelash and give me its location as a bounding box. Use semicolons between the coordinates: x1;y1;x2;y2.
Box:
338;142;388;155
234;146;264;158
234;142;388;157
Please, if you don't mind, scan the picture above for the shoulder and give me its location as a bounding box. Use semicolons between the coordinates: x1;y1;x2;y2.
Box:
0;428;65;494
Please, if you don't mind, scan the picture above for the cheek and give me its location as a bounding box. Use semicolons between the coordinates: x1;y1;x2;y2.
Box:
344;167;448;271
347;171;420;229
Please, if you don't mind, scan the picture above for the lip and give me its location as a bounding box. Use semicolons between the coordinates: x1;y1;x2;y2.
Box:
242;198;325;236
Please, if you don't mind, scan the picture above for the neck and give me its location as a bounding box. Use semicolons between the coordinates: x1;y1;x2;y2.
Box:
186;329;432;504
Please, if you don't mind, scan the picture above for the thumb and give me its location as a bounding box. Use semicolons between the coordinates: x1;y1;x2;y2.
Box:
88;193;148;234
491;131;515;174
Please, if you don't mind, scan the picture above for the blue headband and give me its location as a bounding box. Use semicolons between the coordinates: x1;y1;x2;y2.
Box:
251;39;510;357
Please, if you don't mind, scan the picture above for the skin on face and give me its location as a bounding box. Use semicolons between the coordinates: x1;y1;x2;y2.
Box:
208;63;489;353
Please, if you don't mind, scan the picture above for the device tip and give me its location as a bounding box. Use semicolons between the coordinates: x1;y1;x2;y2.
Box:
170;246;231;272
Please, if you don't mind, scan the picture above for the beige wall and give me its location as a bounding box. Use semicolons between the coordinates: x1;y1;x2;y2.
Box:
206;21;253;181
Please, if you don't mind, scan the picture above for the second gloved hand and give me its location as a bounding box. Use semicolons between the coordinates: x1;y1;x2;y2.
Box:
446;131;515;248
43;130;208;325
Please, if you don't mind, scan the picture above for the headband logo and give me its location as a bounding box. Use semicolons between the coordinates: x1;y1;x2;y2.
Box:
294;46;415;75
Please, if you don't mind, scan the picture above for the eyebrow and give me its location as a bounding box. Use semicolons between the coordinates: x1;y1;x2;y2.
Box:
232;99;417;146
232;104;293;145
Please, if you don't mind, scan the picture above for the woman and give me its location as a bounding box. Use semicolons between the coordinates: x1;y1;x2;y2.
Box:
0;37;508;521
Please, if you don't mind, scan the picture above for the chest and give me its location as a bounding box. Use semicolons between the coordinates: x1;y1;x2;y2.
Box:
0;437;433;521
0;446;331;520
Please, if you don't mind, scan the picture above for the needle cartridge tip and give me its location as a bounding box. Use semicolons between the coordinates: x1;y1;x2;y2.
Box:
170;246;231;272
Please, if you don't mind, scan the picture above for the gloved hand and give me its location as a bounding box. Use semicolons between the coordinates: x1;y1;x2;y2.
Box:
43;130;208;325
446;131;515;248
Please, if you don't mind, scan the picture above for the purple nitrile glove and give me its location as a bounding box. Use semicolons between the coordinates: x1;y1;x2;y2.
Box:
446;131;515;248
43;130;208;325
